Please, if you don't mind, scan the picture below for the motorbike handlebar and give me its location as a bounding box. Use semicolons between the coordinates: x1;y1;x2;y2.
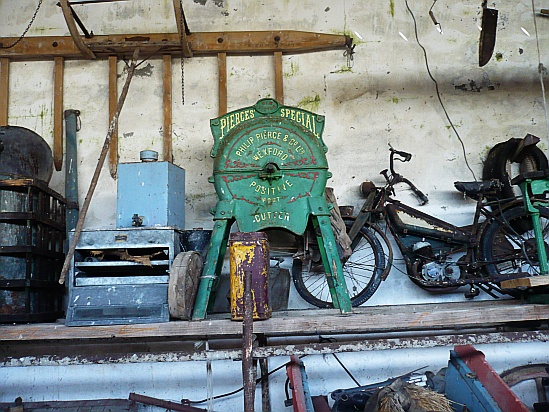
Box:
381;146;429;205
389;145;412;162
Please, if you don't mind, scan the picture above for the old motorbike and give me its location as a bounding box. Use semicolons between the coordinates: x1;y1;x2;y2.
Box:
292;143;549;308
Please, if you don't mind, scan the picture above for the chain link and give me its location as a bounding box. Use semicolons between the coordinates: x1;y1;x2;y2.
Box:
179;0;185;106
0;0;43;49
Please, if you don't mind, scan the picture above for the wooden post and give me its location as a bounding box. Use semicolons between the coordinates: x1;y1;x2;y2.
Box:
53;57;64;171
274;51;283;104
109;55;118;178
163;54;173;162
218;52;227;116
0;58;9;126
59;48;140;285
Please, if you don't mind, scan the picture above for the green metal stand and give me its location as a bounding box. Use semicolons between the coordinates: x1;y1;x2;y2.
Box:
192;218;232;320
192;196;352;320
515;172;549;276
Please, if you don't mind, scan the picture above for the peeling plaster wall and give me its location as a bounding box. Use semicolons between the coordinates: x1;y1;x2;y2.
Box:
1;1;549;410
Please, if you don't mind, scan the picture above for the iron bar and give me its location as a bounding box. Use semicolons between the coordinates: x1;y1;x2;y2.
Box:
129;393;205;412
242;270;255;412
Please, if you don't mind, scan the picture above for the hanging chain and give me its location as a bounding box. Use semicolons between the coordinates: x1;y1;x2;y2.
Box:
0;0;43;49
181;53;185;106
179;0;185;106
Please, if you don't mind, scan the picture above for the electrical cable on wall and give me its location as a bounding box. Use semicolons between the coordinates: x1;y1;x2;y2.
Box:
185;355;308;404
531;0;549;142
404;0;478;181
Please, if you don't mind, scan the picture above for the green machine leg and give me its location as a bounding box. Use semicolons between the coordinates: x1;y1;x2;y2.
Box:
192;218;232;320
517;178;549;276
311;215;352;313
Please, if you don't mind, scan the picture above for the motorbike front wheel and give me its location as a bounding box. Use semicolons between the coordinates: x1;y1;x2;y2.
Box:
481;205;549;277
292;220;385;308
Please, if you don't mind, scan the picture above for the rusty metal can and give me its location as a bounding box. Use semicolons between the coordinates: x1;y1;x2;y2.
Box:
229;232;271;321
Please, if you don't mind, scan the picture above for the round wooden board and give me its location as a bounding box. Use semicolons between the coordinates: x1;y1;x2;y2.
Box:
168;251;203;320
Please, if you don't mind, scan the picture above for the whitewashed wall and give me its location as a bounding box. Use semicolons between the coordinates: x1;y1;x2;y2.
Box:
1;1;548;410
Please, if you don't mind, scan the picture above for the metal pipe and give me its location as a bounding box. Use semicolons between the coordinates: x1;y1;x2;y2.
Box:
64;109;80;236
3;330;549;367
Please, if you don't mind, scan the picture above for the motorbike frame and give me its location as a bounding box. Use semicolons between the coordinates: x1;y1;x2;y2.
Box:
348;149;531;291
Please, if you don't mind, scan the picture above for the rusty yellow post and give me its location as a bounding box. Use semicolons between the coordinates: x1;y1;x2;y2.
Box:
229;232;271;321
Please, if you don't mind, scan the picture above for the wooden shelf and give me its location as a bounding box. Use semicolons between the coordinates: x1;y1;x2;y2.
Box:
2;300;548;342
1;300;548;367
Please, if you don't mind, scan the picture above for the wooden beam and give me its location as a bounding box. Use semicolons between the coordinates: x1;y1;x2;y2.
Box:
501;275;549;289
1;300;548;342
163;54;173;162
0;31;351;61
0;58;8;126
172;0;193;58
274;51;283;104
59;0;96;59
53;57;64;171
109;55;118;178
218;52;227;116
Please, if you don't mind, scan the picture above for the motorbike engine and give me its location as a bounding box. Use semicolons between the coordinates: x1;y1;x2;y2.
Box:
421;260;461;282
412;241;462;283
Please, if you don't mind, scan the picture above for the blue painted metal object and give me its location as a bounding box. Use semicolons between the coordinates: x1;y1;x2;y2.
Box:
64;110;80;235
445;350;502;412
65;227;184;326
116;159;185;229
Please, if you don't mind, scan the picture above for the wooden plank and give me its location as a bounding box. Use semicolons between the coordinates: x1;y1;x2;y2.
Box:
274;51;283;104
501;276;549;289
1;300;548;342
0;58;8;126
172;0;193;58
59;0;96;59
108;55;118;178
53;57;64;171
0;31;351;61
190;31;351;55
218;52;227;116
163;54;173;162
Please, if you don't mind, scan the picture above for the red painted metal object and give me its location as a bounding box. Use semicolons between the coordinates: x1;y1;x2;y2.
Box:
286;355;309;412
454;345;529;412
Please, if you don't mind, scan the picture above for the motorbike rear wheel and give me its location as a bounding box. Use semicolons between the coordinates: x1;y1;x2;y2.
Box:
292;220;385;308
481;205;549;278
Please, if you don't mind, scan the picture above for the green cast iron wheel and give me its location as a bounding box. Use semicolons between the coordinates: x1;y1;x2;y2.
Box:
292;220;385;308
482;205;549;278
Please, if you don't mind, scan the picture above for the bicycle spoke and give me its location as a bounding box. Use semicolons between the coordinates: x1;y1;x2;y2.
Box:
292;220;385;308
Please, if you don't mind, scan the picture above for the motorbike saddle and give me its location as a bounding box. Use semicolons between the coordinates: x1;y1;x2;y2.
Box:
454;179;502;198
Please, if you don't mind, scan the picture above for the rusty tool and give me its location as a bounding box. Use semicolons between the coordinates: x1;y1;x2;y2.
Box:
58;47;140;284
129;393;205;412
479;0;498;67
242;269;256;412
